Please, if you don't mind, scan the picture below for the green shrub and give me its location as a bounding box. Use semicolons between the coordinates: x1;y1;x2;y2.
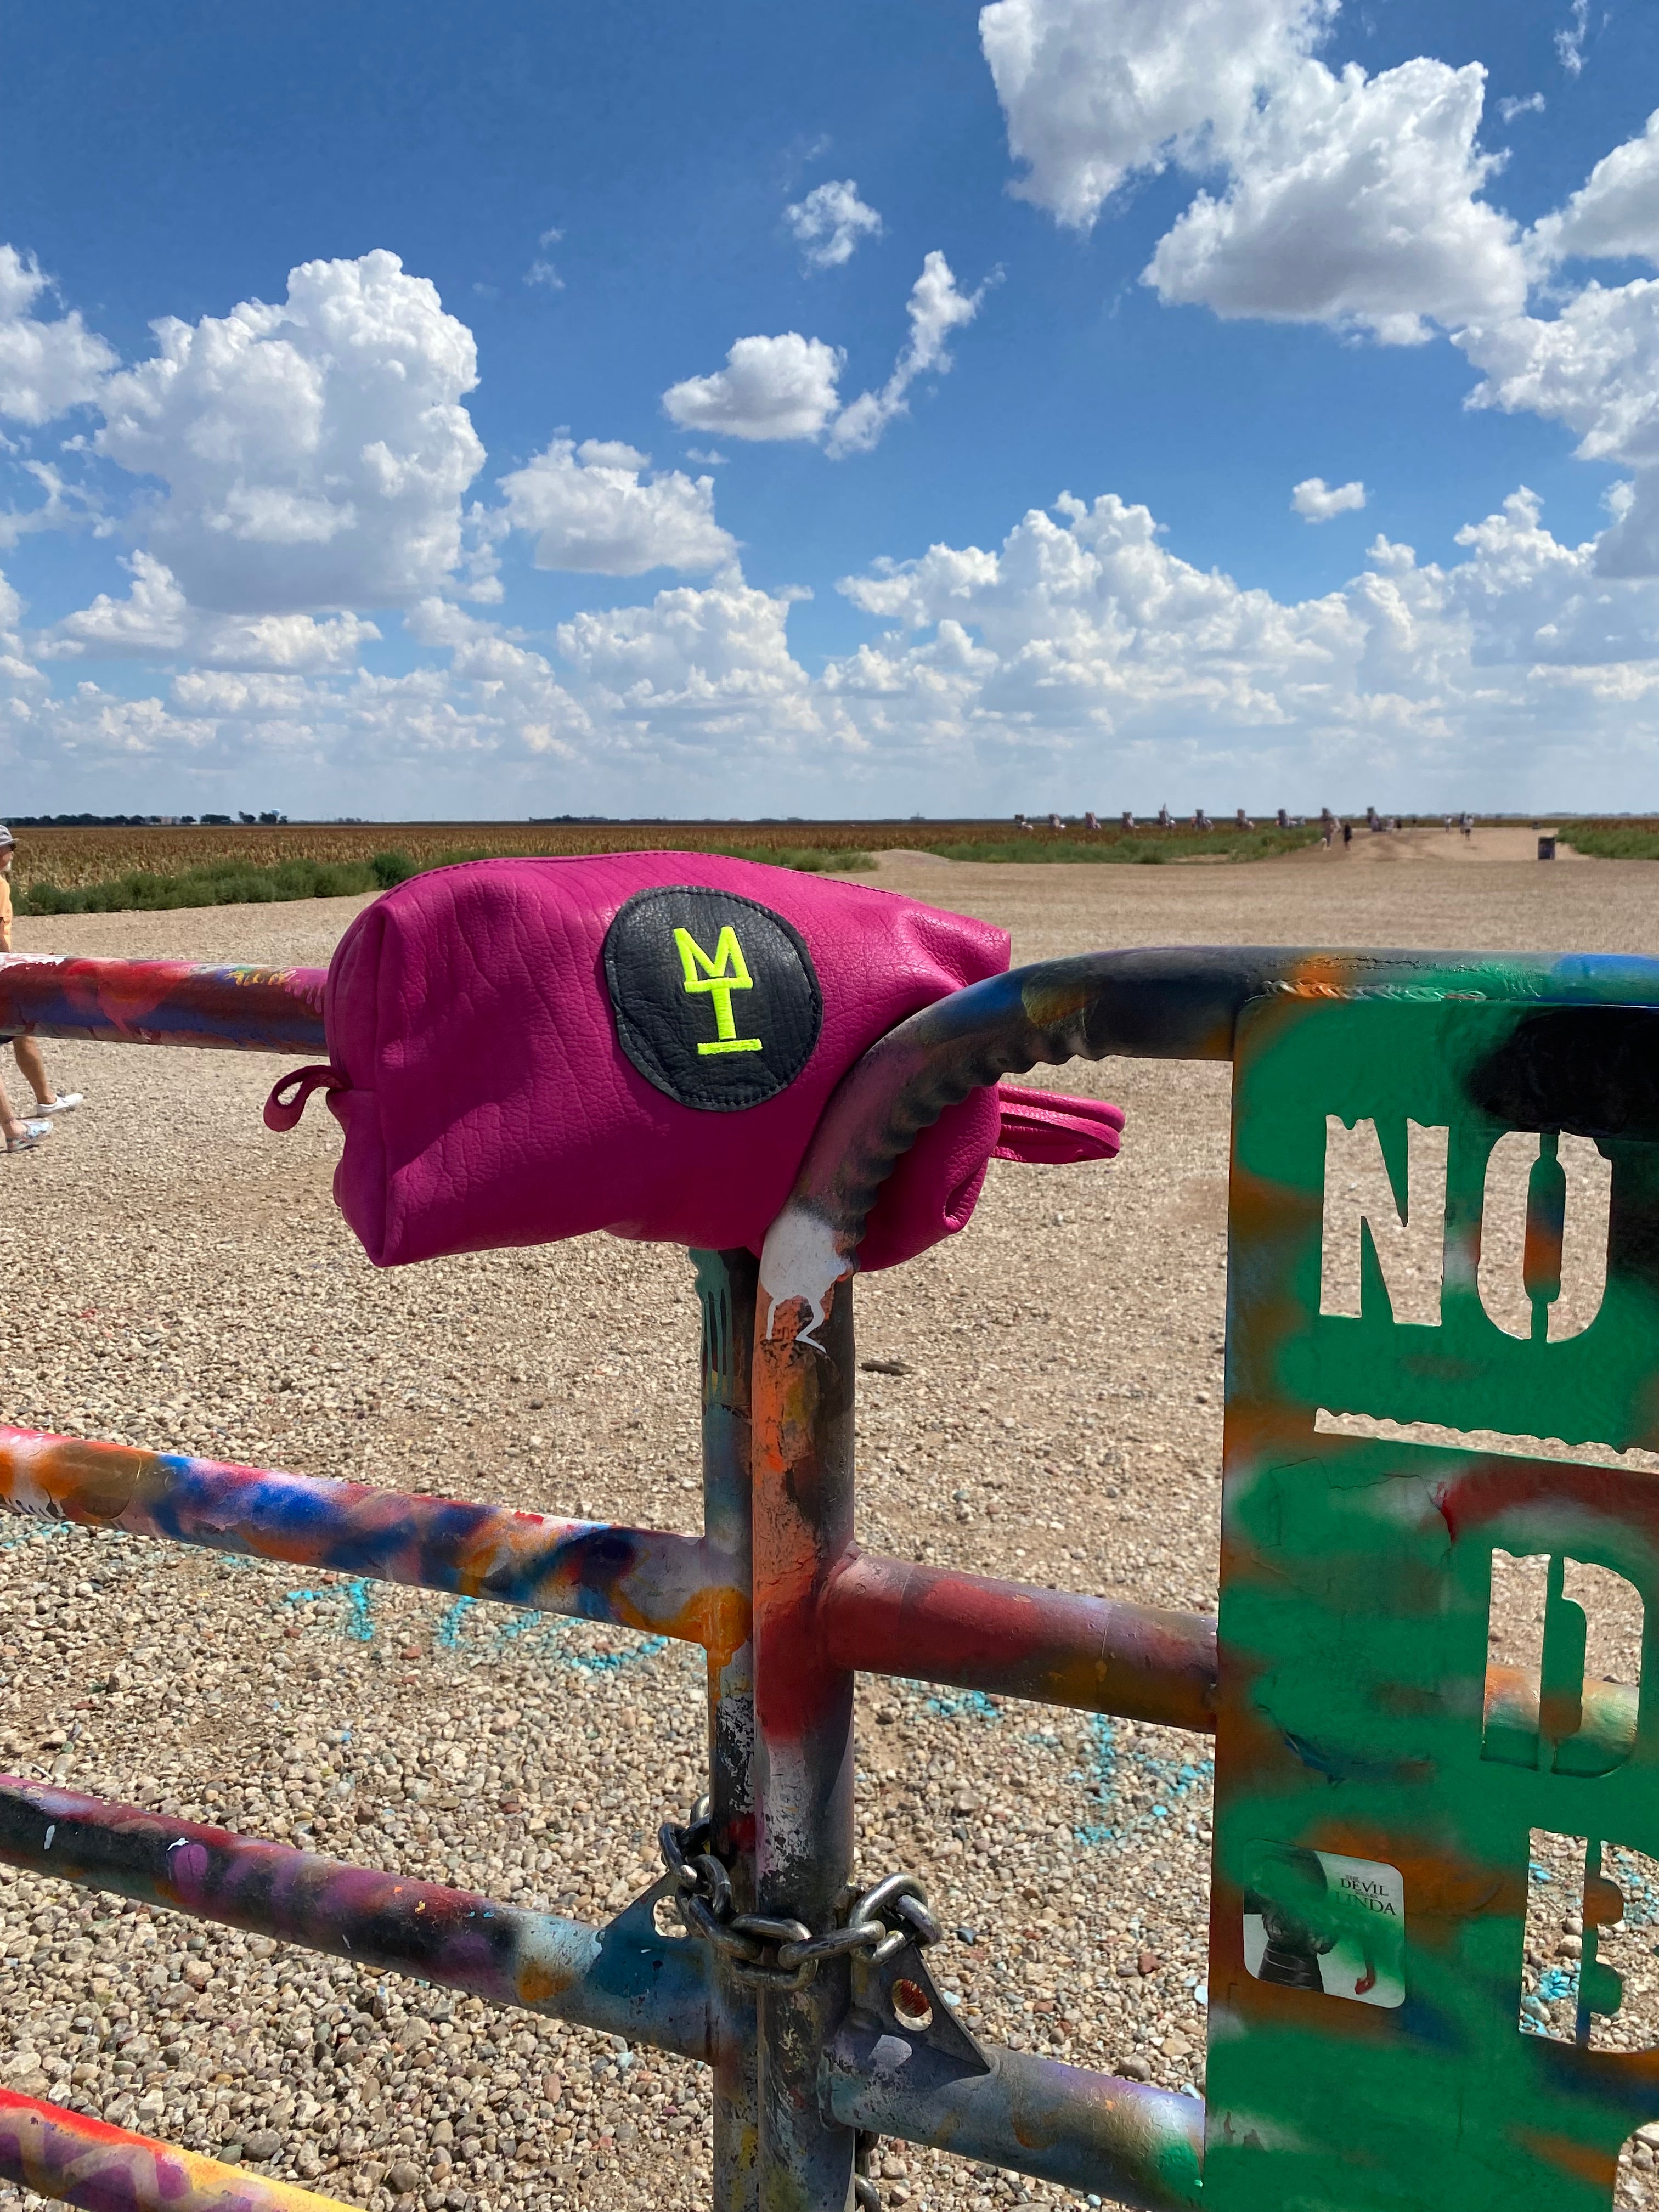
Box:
14;841;873;917
1560;823;1659;860
18;855;380;915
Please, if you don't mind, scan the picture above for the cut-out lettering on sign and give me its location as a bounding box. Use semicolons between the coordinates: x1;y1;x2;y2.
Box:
1242;1844;1405;2008
1521;1832;1659;2052
1320;1118;1447;1327
1319;1119;1611;1337
1482;1550;1643;1775
1477;1132;1610;1341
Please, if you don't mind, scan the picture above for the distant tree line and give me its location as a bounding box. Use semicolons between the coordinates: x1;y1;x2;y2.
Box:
9;811;289;827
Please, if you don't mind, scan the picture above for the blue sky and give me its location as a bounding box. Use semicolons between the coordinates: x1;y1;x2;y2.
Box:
3;0;1659;817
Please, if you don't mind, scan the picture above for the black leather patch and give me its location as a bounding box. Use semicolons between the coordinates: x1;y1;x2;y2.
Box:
603;886;822;1111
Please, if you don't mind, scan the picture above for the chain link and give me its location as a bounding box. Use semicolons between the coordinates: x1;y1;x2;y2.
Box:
659;1801;944;1993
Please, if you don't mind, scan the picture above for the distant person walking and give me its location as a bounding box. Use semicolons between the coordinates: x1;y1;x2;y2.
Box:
1341;821;1353;850
0;828;82;1121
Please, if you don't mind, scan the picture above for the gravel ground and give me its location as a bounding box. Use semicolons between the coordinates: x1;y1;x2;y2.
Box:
3;847;1659;2212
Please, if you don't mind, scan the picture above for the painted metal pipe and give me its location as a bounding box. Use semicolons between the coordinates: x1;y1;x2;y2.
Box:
0;1426;731;1650
751;1266;859;2208
0;1779;709;2062
0;955;327;1055
0;2087;357;2212
822;1549;1218;1731
1482;1662;1637;1760
822;1558;1632;1760
762;949;1659;1339
825;2021;1204;2210
695;1250;763;2212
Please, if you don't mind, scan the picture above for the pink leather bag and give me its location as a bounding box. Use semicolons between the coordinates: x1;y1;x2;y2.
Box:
265;853;1121;1271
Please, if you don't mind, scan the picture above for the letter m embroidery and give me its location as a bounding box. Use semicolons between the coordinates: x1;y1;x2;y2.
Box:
674;925;763;1056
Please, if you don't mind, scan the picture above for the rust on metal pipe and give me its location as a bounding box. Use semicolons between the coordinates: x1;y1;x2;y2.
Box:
822;1548;1218;1731
0;955;328;1055
0;2088;355;2212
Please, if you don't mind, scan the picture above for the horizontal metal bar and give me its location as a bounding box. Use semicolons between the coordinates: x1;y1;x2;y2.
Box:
763;947;1659;1334
0;1427;736;1650
0;955;328;1055
1483;1662;1637;1762
823;1549;1217;1731
825;2016;1203;2209
823;1558;1639;1769
0;2087;354;2212
0;1779;710;2062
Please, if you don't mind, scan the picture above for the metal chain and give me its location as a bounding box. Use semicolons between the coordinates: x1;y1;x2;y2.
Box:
659;1799;943;1993
853;2129;882;2211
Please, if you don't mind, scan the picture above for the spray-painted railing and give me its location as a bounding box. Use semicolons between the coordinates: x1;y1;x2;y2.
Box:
3;945;1658;2212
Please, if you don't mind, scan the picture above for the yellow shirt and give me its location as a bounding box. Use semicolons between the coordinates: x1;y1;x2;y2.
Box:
0;871;13;954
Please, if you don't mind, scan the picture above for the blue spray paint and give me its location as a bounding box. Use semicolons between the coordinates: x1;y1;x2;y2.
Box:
283;1576;375;1641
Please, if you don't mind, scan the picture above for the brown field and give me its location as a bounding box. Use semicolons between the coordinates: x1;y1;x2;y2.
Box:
4;822;875;894
2;817;1313;894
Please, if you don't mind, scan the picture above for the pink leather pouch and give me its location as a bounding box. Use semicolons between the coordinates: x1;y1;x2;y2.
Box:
266;852;1121;1270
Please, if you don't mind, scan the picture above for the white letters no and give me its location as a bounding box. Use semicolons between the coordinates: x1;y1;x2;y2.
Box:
1320;1118;1448;1328
1476;1133;1611;1342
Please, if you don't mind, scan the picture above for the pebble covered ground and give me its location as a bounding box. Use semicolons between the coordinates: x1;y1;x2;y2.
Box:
3;844;1659;2212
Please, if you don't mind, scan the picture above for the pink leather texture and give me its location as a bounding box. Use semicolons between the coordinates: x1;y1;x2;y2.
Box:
267;851;1040;1271
994;1087;1125;1166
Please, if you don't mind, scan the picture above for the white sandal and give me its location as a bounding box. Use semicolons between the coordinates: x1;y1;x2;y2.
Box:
31;1092;81;1114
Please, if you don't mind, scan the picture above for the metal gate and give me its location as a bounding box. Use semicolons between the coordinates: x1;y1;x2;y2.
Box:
2;943;1658;2212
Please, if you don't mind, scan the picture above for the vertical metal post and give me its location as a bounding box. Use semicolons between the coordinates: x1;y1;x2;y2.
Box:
695;1250;761;2212
751;1272;858;2211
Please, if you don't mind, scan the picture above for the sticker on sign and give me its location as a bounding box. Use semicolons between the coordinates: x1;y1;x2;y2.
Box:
1243;1844;1406;2008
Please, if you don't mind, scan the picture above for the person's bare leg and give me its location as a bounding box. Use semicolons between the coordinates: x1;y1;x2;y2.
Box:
0;1068;43;1146
12;1035;52;1107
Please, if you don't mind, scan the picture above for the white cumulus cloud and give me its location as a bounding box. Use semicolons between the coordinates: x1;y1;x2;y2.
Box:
1532;109;1659;269
497;437;735;575
1453;120;1659;578
1144;57;1527;342
785;180;884;270
664;258;990;458
662;333;844;442
93;249;485;616
555;570;814;743
981;2;1527;343
821;481;1659;797
20;477;1659;811
0;245;117;426
1293;475;1367;520
1462;279;1659;470
47;550;381;669
979;0;1335;228
828;253;993;455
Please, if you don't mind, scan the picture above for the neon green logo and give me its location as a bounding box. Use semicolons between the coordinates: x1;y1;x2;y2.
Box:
674;925;763;1056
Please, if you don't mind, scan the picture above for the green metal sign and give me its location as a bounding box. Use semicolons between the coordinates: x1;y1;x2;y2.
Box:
1212;986;1659;2210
